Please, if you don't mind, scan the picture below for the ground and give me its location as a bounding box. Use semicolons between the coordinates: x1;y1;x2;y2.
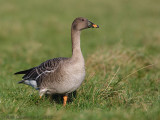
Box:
0;0;160;120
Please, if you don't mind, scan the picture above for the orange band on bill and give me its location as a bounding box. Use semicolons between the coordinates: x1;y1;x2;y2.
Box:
93;24;98;28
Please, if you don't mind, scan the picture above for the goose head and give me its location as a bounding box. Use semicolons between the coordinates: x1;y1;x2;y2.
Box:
72;17;99;31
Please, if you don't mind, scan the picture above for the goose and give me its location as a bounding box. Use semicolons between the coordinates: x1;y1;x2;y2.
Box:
15;17;99;106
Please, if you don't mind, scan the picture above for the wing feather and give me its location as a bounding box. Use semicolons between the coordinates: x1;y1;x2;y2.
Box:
16;57;67;86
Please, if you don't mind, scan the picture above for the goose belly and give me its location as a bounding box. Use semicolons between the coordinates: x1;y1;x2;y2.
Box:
56;70;85;94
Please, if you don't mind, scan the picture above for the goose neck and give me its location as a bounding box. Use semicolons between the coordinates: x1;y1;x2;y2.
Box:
71;29;83;59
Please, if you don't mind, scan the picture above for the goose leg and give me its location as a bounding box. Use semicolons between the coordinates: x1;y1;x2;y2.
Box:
63;94;68;106
39;89;47;99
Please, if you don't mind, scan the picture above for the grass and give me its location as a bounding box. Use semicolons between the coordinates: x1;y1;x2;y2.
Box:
0;0;160;119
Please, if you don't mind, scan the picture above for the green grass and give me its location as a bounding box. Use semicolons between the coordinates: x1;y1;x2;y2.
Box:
0;0;160;119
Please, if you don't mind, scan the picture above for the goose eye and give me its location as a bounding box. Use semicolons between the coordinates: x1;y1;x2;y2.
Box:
82;19;84;21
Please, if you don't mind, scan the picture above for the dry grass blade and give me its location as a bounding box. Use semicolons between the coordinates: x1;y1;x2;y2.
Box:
106;66;120;90
122;64;155;81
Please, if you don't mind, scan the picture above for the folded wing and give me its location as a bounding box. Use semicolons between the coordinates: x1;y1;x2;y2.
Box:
15;57;67;89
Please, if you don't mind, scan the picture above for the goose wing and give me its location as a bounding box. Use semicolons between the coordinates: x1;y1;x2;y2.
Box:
15;57;67;88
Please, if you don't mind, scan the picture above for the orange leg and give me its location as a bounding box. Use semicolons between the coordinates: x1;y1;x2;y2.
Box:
63;96;68;106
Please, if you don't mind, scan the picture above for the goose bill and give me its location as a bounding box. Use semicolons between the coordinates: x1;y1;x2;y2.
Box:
88;21;99;28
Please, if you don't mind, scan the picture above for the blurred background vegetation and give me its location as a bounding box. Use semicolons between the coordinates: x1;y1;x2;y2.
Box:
0;0;160;119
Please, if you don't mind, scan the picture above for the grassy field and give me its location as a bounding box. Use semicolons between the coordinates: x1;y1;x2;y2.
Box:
0;0;160;119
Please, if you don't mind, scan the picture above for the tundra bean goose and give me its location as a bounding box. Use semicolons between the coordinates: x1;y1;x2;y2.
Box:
15;17;99;106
